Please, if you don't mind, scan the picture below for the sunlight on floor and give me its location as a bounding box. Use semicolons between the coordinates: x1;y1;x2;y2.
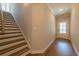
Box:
57;42;70;52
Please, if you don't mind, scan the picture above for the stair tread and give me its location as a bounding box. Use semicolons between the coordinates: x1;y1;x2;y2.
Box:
0;24;17;26
0;30;21;34
0;33;23;39
10;47;29;56
0;36;24;43
0;37;24;46
0;25;18;28
4;27;19;28
0;24;14;25
4;28;20;30
2;45;28;56
21;50;29;56
0;40;26;50
0;42;27;55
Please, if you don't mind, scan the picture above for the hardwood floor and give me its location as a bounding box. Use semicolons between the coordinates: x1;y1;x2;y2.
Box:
46;38;77;56
28;39;77;56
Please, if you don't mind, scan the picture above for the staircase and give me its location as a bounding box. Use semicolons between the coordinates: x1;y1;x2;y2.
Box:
0;11;30;56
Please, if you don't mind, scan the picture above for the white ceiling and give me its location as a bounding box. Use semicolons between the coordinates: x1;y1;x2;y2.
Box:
47;3;73;16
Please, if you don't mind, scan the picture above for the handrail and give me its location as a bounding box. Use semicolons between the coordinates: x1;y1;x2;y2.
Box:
0;4;4;34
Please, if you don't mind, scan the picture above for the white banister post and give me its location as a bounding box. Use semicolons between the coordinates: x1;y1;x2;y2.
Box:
0;3;4;34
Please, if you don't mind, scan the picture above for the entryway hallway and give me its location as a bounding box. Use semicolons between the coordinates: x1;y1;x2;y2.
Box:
0;3;79;56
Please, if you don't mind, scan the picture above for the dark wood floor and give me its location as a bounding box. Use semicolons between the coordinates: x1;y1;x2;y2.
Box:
28;39;77;56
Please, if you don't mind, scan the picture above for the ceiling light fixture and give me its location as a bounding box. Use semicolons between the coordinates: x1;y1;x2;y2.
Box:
59;8;63;11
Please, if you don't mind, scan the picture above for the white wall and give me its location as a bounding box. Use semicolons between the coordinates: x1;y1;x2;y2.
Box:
11;3;32;45
0;3;1;9
11;3;56;53
31;4;56;51
71;4;79;55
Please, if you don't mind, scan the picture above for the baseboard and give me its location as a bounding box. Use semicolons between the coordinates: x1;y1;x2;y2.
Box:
71;39;79;56
30;38;55;54
29;50;45;54
43;38;55;52
56;37;70;40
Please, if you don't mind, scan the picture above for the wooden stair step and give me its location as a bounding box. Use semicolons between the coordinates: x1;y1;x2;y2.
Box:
5;31;21;34
0;30;21;34
0;37;24;46
10;47;29;56
20;50;30;56
0;22;14;25
4;23;15;25
0;42;27;55
5;28;20;30
0;25;18;28
0;24;17;27
4;21;14;23
5;23;15;25
0;36;24;43
0;33;23;39
2;45;28;56
0;27;2;30
0;40;26;50
0;21;15;23
0;20;13;22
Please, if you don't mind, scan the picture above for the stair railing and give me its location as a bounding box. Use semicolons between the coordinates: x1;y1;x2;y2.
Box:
0;4;4;34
